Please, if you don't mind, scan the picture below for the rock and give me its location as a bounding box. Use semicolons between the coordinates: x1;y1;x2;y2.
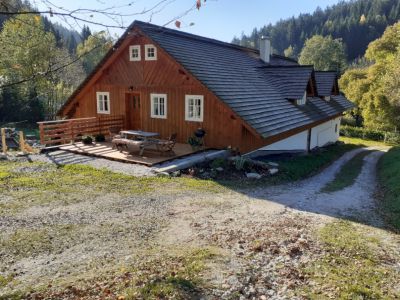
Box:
156;172;170;177
246;172;262;179
267;162;279;167
0;154;7;160
260;296;267;300
269;168;279;175
171;170;181;177
216;167;224;172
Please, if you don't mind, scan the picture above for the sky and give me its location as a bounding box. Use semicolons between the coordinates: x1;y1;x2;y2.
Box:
33;0;342;42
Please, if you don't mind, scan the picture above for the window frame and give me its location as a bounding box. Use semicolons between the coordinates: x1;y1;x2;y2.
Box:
185;95;204;122
129;45;141;61
145;44;157;61
96;92;110;114
150;93;167;119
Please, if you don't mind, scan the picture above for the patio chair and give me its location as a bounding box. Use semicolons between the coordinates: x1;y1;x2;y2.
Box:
108;126;122;140
156;133;177;155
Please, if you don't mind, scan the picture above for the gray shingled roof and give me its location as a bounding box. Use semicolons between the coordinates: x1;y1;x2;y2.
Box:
304;97;354;121
259;66;314;99
137;22;355;137
315;72;337;96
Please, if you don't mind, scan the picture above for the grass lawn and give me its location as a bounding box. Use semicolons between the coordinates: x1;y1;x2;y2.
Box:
377;147;400;231
339;136;392;147
220;142;360;189
321;150;373;193
301;221;400;299
0;161;223;215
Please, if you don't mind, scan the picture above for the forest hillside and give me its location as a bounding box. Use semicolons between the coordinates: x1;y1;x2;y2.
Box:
233;0;400;61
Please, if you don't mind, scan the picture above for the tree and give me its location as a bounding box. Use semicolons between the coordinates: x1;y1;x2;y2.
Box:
81;25;91;41
76;31;113;74
339;22;400;131
299;35;347;72
233;0;400;62
0;14;85;120
284;45;297;59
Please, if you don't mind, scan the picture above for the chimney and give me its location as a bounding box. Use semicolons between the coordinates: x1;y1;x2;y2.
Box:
259;36;271;63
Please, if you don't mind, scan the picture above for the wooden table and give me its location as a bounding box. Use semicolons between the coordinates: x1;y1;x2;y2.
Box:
119;130;159;155
120;130;159;140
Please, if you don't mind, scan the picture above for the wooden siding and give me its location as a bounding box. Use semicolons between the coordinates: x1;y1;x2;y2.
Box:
61;30;339;153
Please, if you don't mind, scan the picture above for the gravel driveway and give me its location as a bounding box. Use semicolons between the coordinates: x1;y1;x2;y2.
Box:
1;146;398;299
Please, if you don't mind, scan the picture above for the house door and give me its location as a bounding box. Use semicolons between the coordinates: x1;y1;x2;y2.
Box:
125;93;141;129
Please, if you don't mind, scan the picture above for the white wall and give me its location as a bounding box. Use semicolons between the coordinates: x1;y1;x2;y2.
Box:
259;130;308;151
310;117;341;149
255;117;341;153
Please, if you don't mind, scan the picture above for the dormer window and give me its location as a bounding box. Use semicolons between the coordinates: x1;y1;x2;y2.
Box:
129;45;141;61
145;44;157;61
296;91;307;106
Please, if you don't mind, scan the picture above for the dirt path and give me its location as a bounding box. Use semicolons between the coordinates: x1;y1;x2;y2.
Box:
248;146;389;223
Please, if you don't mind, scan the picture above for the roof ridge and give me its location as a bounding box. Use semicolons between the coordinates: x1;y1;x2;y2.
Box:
258;65;314;69
134;20;259;53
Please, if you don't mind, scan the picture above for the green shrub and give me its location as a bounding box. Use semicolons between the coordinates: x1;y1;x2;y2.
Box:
94;134;105;142
340;125;400;144
210;158;226;169
82;135;93;145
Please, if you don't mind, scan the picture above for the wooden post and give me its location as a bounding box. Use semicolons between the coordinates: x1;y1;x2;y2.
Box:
70;120;74;144
1;128;7;154
19;131;25;153
39;123;45;145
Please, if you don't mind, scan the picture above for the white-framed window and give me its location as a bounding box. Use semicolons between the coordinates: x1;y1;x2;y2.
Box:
129;45;141;61
145;44;157;61
324;96;331;101
185;95;204;122
150;93;167;119
96;92;110;114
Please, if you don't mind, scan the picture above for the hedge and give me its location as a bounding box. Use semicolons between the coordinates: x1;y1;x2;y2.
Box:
340;125;400;144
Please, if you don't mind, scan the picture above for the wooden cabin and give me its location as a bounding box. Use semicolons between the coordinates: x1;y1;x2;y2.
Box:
58;21;354;154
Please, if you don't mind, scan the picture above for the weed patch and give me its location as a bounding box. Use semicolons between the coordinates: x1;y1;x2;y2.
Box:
301;221;400;299
321;150;373;192
124;248;215;299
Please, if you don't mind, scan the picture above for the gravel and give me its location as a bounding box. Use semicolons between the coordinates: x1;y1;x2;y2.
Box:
28;150;155;177
1;146;398;299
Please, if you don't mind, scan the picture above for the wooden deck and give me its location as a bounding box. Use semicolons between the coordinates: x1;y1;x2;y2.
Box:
59;142;196;166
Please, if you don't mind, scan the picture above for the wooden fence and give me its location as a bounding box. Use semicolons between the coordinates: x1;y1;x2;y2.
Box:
37;115;124;147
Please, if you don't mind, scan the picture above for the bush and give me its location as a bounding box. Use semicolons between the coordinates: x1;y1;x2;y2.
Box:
82;135;93;145
210;158;227;169
340;125;400;144
94;134;106;142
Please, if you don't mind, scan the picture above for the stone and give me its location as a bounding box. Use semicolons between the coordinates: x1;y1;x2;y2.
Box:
216;167;224;172
269;168;279;175
0;154;7;160
267;162;279;167
246;172;262;179
157;172;170;177
171;170;181;177
260;296;267;300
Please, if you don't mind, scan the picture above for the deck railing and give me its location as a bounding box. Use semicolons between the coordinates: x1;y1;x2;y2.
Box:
37;115;124;147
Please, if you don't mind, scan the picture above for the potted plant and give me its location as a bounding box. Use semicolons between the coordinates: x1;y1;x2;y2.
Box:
82;135;94;145
94;134;106;142
188;136;203;151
